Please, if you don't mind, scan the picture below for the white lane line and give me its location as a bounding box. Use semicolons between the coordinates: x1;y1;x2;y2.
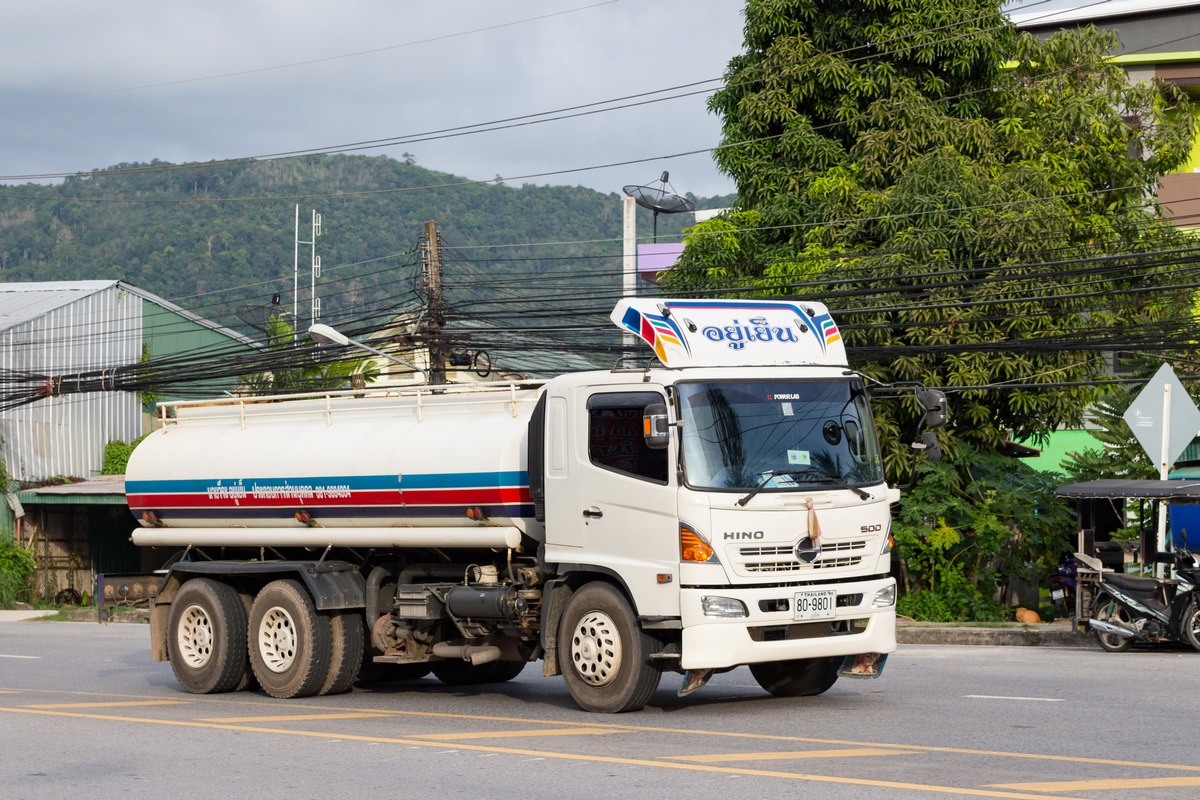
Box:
0;654;40;659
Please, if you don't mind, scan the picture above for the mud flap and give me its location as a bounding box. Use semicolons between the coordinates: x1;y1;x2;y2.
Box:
839;652;888;679
677;668;714;697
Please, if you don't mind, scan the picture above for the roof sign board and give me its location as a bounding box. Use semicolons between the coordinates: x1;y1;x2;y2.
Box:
611;298;848;368
1123;363;1200;468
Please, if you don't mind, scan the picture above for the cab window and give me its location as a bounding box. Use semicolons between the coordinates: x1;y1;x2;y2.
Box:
586;391;668;483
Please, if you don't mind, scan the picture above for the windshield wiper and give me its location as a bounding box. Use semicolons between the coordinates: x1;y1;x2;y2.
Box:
736;469;871;506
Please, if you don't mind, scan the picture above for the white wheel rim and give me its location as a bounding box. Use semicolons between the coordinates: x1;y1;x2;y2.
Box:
569;610;622;687
177;604;214;669
257;606;298;673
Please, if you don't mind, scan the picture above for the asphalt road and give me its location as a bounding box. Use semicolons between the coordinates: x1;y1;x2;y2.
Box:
2;619;1198;800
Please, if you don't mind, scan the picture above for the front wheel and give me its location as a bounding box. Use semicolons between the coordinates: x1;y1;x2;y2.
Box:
750;657;841;697
1093;593;1135;653
557;583;662;713
248;580;333;698
167;578;248;694
1181;601;1200;652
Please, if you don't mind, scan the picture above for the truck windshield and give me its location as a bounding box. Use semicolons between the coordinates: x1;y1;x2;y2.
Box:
677;379;884;491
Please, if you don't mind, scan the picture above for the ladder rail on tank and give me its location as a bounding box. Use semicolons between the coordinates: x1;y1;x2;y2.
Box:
155;380;548;428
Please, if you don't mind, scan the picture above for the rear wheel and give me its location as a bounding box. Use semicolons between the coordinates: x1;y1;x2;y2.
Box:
1181;602;1200;652
558;583;662;713
320;610;364;695
749;657;840;697
167;578;248;694
248;580;332;698
1093;593;1135;653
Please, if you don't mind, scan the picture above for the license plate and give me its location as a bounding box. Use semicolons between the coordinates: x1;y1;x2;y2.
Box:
794;589;836;621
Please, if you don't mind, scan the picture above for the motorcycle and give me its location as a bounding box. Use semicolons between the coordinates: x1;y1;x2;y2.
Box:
1088;545;1200;652
1048;557;1077;619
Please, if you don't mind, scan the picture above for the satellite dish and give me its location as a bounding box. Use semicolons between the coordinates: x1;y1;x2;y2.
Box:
622;171;695;242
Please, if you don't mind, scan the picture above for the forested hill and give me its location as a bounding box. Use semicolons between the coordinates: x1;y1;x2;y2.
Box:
0;155;734;336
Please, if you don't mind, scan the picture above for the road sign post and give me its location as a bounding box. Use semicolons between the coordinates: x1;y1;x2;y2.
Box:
1123;364;1200;572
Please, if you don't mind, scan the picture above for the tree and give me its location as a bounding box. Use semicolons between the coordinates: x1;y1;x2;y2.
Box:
239;315;378;394
672;3;1196;475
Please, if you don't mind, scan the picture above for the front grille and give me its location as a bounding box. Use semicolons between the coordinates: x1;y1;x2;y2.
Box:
735;539;869;574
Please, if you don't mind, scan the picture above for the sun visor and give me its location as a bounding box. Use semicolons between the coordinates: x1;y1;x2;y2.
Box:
611;298;848;368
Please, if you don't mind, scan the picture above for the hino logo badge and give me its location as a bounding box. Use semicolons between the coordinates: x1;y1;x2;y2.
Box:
724;531;764;540
795;536;822;564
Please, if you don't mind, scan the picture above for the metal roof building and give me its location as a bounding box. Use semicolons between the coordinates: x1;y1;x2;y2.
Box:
0;280;255;482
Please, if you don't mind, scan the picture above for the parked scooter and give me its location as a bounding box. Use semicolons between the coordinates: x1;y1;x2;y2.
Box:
1088;544;1200;652
1048;557;1077;619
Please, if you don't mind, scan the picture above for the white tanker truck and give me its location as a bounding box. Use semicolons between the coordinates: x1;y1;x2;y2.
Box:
124;298;945;712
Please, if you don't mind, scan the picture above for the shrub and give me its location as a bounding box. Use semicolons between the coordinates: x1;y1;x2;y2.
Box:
894;448;1075;622
0;535;37;608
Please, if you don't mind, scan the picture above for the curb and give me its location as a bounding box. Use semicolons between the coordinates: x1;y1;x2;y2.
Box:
898;622;1096;648
0;610;60;622
6;609;1096;647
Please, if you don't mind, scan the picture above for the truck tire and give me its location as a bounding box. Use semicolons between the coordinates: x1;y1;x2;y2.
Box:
167;578;248;694
431;659;525;685
248;579;333;698
320;610;364;696
558;583;662;713
749;657;840;697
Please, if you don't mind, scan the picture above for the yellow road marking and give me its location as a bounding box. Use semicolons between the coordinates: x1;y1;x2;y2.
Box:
669;747;915;763
412;727;620;741
0;705;1088;800
992;776;1200;791
202;712;396;722
23;700;187;709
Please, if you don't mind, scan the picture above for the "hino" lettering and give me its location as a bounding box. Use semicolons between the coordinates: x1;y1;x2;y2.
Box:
723;531;765;540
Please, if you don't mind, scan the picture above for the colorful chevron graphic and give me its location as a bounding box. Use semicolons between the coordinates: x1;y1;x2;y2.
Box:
620;306;689;363
814;313;840;347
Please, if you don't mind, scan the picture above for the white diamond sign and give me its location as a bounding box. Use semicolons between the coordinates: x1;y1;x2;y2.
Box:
1123;363;1200;468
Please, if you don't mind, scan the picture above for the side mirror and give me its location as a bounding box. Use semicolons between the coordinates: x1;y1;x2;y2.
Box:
917;388;948;429
643;403;669;450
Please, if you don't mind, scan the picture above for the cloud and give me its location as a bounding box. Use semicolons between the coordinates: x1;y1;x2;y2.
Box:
1;0;744;197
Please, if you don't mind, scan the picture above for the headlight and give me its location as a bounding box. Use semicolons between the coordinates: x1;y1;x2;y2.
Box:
872;584;897;608
701;595;748;618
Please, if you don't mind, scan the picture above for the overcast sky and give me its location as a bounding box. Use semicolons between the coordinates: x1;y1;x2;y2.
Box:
1;1;746;198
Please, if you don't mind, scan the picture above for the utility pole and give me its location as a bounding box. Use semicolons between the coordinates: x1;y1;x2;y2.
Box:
294;206;321;330
422;219;446;384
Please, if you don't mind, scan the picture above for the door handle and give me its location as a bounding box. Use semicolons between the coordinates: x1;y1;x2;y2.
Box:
582;507;603;519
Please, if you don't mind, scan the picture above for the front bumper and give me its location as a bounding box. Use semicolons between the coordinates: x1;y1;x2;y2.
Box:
678;576;897;670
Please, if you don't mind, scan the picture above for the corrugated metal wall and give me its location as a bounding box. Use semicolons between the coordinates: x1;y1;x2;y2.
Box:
0;285;142;481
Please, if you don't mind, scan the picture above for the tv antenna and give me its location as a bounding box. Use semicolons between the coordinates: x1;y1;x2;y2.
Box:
622;171;695;242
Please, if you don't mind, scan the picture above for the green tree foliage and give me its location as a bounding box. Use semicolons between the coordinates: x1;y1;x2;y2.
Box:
0;536;37;608
0;155;730;336
671;1;1197;620
239;315;379;394
894;451;1076;621
672;3;1196;475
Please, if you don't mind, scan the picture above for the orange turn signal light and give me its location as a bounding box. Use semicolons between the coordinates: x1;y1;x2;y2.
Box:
680;526;714;563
